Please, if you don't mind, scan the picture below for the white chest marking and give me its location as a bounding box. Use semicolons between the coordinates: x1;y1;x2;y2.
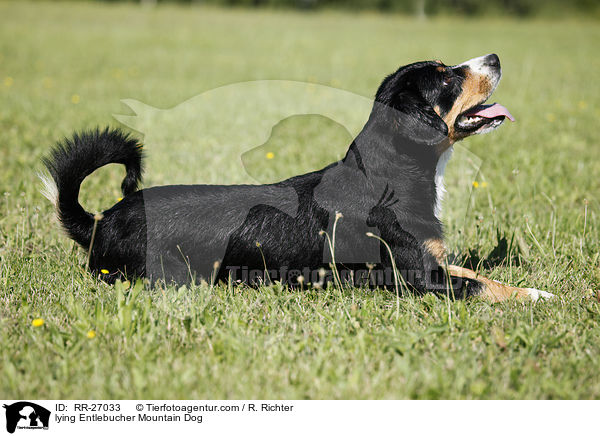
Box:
434;147;454;219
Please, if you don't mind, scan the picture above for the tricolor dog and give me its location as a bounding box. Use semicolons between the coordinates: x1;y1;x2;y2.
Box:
41;54;553;302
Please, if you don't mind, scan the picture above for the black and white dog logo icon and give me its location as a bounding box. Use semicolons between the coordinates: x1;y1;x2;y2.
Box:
3;402;50;433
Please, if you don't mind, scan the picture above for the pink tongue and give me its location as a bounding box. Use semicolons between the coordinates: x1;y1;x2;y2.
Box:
466;103;515;122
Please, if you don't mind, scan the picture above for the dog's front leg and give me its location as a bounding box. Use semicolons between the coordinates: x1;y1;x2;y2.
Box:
445;265;554;303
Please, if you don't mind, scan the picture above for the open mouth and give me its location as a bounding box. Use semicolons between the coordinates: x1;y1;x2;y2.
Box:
455;103;515;133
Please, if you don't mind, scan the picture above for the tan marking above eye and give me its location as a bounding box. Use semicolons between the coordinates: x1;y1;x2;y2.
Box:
436;66;445;72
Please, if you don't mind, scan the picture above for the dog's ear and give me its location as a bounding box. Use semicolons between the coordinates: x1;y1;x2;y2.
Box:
370;88;448;147
393;91;448;145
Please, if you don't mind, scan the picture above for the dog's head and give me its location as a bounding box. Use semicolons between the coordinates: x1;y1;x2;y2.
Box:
372;54;513;152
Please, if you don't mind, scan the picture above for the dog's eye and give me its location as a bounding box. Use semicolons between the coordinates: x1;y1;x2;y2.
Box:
442;74;455;87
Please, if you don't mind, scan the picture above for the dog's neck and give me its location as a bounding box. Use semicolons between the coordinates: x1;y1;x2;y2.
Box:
347;125;439;172
343;126;443;217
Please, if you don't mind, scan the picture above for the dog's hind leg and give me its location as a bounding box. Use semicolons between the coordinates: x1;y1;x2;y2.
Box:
146;250;196;286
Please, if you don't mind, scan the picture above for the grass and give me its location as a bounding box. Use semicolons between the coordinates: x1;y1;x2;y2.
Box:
1;1;599;399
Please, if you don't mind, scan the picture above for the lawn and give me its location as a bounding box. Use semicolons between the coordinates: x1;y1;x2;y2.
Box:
0;1;599;399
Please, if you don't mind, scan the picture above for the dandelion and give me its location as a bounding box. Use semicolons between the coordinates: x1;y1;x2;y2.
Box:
481;181;488;188
31;318;44;327
472;181;479;188
86;330;96;339
71;94;80;104
112;68;124;80
100;269;109;274
266;152;275;160
4;77;13;87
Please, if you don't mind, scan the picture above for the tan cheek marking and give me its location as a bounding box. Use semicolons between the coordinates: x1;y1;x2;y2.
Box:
442;70;494;144
424;238;446;264
432;105;452;155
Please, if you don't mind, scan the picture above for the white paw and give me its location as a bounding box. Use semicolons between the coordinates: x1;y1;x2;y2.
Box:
526;288;555;301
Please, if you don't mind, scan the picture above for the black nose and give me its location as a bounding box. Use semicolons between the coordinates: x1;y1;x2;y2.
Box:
483;54;500;68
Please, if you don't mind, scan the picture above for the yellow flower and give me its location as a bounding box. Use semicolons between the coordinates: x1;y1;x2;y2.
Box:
266;152;275;160
71;94;80;104
100;269;109;274
481;181;488;188
31;318;44;327
4;77;13;87
472;181;479;188
86;330;96;339
112;68;124;80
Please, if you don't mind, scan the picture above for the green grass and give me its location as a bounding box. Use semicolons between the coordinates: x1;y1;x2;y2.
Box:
1;1;599;399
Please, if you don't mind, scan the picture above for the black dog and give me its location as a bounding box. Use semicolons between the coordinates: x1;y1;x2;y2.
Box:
42;54;552;301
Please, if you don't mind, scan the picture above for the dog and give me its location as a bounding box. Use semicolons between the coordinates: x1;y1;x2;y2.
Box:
42;54;553;302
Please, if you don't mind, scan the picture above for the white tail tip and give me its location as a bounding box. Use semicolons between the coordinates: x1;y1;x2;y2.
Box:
38;171;58;208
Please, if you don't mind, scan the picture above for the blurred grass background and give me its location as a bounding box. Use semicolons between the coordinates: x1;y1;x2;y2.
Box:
0;1;599;398
53;0;600;18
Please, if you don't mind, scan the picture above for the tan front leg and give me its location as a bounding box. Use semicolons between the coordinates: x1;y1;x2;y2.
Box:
422;239;553;302
446;265;553;303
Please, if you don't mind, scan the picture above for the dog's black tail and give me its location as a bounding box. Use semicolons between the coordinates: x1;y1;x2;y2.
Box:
41;127;143;249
